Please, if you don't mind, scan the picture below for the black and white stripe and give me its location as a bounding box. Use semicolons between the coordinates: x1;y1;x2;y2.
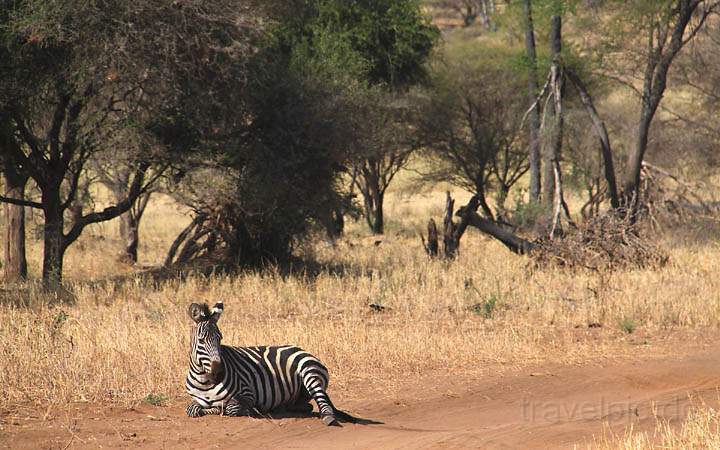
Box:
185;301;350;426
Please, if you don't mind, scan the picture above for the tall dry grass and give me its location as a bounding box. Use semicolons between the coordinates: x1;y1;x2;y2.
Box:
594;404;720;449
2;188;720;413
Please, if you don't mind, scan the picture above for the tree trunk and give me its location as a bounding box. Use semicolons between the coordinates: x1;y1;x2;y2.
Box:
422;194;536;257
495;184;510;221
360;161;385;235
565;68;620;209
620;1;706;218
370;190;384;234
522;0;542;204
475;182;495;221
547;15;565;235
541;102;556;208
332;207;344;236
320;206;344;241
102;168;150;264
464;211;536;255
422;218;439;257
442;192;459;258
118;211;140;263
480;0;491;29
421;192;477;259
165;214;206;268
117;192;150;264
461;4;477;26
623;109;653;211
41;187;65;288
2;169;28;282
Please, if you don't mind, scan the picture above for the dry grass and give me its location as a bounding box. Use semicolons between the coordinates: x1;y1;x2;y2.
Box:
2;187;720;420
594;404;720;449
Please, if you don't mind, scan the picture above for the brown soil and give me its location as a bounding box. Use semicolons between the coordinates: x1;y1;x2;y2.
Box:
2;345;719;449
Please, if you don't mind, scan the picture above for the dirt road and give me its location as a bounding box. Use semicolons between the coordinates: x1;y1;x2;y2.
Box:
2;347;719;449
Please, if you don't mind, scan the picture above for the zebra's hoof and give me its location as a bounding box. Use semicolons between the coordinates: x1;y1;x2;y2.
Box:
186;404;205;418
321;414;339;427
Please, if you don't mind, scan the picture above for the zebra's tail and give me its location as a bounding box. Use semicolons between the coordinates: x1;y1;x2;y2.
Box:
334;408;383;425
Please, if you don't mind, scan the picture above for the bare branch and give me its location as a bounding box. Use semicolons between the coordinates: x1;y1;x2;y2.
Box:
0;196;43;209
62;161;152;248
565;68;620;208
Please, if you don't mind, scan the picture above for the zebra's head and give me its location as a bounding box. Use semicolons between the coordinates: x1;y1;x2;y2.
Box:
188;301;224;383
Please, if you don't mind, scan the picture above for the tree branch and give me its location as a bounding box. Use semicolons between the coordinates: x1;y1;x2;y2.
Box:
62;161;152;248
565;68;620;209
462;209;536;255
9;110;49;184
60;146;90;212
0;195;43;209
48;92;72;163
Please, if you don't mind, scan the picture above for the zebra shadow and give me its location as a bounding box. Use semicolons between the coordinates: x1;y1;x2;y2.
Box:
247;408;383;426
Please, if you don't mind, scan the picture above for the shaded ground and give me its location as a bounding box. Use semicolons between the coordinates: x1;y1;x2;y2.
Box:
2;345;719;449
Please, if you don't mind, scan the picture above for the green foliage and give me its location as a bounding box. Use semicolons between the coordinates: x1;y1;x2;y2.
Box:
275;0;439;89
570;1;682;73
169;2;410;265
49;310;68;337
464;279;502;319
1;0;439;270
509;190;546;229
491;0;594;77
469;294;498;319
618;315;637;334
418;41;529;203
500;0;580;30
445;40;530;76
143;393;167;406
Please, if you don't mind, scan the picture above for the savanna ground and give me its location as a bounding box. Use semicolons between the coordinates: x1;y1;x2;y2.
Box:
2;176;720;449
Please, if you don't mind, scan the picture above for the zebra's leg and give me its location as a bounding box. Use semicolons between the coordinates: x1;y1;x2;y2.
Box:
186;401;221;418
222;397;252;417
300;369;338;426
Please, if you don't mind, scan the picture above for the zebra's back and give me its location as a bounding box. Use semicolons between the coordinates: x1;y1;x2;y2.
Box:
222;345;329;412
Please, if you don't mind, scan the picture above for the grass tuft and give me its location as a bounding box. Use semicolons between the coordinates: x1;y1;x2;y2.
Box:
143;393;168;406
618;316;637;334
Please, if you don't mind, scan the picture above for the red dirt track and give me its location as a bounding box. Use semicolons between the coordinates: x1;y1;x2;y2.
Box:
2;347;719;449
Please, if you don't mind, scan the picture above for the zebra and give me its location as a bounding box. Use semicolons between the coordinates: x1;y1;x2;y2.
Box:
185;301;357;426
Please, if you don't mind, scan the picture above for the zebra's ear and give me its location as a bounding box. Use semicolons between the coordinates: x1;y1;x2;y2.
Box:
210;301;224;322
188;303;208;323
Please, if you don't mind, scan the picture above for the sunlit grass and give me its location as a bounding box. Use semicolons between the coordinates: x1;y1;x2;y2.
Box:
2;185;720;413
594;404;720;449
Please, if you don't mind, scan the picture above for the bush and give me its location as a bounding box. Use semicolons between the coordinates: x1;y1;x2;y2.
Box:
617;316;636;334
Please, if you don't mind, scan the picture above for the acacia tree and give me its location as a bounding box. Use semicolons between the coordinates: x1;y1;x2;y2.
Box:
161;0;377;267
164;50;365;268
591;0;720;216
353;151;412;234
0;0;261;286
352;92;417;234
419;49;529;221
291;0;438;234
662;20;720;168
